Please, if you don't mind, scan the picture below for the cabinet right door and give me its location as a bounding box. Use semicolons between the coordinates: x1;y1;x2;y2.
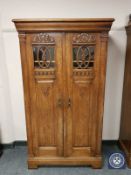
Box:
64;33;101;158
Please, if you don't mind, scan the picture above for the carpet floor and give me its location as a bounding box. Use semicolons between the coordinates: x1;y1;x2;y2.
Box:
0;143;131;175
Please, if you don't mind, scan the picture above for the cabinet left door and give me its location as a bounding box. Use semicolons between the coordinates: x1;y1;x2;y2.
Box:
23;33;64;158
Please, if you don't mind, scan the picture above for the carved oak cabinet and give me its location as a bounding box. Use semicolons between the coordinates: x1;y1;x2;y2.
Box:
13;18;114;169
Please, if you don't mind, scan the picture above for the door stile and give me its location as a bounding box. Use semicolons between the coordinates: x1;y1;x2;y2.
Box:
63;33;73;156
26;34;39;155
61;32;70;157
55;33;64;156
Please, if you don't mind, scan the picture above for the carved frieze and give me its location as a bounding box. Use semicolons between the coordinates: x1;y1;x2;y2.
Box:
35;70;55;76
32;33;55;43
73;70;95;78
73;33;96;43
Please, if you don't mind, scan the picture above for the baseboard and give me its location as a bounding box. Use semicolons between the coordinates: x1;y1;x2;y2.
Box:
0;141;27;149
102;140;119;145
0;140;118;150
14;141;27;146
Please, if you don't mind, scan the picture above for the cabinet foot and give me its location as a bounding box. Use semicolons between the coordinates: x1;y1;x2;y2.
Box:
127;160;131;169
28;162;38;169
91;161;102;169
92;164;102;169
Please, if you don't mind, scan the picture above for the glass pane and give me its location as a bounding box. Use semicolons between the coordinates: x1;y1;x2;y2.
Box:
33;45;55;69
73;46;95;69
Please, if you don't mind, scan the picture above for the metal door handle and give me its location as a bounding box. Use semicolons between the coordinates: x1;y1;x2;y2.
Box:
68;98;71;107
57;99;63;107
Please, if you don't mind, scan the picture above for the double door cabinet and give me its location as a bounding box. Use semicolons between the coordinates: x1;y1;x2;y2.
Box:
13;18;114;169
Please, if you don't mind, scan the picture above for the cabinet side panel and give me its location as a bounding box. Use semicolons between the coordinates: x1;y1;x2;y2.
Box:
19;33;33;156
95;33;109;156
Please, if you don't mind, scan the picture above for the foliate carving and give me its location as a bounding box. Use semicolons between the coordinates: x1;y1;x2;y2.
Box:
32;33;55;43
43;87;50;96
73;33;96;43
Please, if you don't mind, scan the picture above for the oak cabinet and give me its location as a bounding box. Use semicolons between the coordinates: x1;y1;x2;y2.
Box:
119;15;131;168
13;18;114;169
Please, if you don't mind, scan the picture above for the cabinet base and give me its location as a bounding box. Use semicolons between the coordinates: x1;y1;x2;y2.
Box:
119;140;131;168
28;156;102;169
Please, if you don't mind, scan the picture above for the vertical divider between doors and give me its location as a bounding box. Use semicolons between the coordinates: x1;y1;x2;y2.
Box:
56;33;64;157
61;32;67;157
63;33;73;157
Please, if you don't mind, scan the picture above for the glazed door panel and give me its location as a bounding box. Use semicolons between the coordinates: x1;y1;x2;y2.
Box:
26;33;64;157
64;33;100;157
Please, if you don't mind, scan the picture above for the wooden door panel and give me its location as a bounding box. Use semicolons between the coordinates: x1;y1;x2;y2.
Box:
26;33;64;157
36;82;56;147
72;82;90;147
65;33;100;157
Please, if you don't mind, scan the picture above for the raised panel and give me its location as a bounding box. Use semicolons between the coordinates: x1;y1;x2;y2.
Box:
36;82;56;147
72;83;91;147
